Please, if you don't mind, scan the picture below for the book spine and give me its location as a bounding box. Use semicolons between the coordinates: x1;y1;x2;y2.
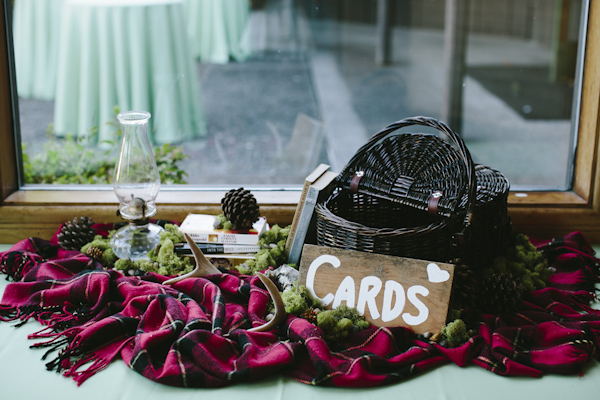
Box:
287;185;318;265
285;179;311;254
285;164;329;255
206;254;256;269
175;243;260;255
183;231;260;245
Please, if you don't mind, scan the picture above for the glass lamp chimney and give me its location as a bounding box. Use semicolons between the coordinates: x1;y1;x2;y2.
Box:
110;111;163;260
113;111;160;220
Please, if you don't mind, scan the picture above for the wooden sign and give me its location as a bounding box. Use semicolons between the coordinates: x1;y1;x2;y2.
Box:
298;245;455;335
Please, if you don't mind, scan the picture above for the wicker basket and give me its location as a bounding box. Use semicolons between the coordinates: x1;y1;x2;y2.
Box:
458;164;513;265
315;116;511;266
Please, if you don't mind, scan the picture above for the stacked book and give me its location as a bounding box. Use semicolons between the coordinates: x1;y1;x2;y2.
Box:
285;164;338;265
177;213;268;269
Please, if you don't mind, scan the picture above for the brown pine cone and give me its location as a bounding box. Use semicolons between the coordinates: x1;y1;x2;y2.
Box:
301;308;319;324
477;271;524;314
221;188;260;229
86;246;103;261
57;216;96;251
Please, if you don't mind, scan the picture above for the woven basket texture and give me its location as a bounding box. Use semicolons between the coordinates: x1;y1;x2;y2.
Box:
459;164;513;265
315;116;512;266
336;116;474;218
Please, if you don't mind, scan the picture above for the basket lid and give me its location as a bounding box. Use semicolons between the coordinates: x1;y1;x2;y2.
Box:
458;164;510;208
336;116;476;218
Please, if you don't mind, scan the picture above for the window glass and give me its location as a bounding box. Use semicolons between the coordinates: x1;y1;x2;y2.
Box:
14;0;583;190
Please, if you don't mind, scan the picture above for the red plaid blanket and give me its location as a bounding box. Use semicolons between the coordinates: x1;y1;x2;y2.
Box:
1;230;599;387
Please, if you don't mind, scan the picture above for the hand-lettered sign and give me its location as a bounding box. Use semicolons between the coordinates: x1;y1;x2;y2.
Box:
298;244;456;335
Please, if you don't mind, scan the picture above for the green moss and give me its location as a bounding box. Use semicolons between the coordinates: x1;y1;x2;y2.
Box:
144;237;192;276
215;214;228;226
80;235;111;253
22;121;189;185
114;258;135;271
82;222;293;277
316;305;370;341
277;285;323;315
160;224;185;244
484;233;550;292
80;235;115;267
296;285;322;308
102;248;117;266
441;319;469;347
81;225;192;276
281;290;310;315
235;224;292;275
447;308;463;322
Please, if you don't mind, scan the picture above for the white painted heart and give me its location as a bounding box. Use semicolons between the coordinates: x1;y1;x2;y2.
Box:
427;263;450;283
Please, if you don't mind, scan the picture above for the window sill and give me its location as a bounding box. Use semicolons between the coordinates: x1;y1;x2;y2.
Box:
2;188;600;244
0;189;299;243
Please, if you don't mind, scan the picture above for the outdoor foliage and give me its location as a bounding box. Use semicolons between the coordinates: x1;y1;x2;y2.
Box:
23;120;188;185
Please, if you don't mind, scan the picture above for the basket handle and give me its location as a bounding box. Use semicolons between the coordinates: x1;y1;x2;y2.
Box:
341;116;476;235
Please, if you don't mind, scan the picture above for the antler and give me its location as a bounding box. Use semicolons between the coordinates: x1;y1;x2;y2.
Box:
248;273;287;332
162;233;287;332
162;233;221;285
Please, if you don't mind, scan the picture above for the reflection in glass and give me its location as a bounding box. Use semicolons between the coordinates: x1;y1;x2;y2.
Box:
14;0;585;190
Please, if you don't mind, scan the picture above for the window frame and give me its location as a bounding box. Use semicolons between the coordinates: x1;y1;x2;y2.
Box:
1;1;599;243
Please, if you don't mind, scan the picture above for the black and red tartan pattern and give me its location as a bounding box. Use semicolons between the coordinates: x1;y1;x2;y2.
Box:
0;228;599;388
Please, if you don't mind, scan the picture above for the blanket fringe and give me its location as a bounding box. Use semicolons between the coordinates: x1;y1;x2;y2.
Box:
0;304;93;378
63;353;112;386
0;303;82;332
43;334;125;386
2;298;124;385
44;335;84;372
0;304;62;326
0;304;17;321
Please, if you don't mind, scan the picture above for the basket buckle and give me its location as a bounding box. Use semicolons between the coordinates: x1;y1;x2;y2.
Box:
350;171;365;193
427;190;443;215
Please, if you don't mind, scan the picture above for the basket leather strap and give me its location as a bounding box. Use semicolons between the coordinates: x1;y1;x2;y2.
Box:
427;191;443;215
350;171;365;193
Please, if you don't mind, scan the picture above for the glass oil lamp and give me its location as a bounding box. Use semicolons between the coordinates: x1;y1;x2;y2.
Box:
110;111;164;260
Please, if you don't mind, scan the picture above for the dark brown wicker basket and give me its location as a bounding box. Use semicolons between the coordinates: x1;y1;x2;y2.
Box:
315;116;511;266
315;188;468;262
458;164;513;265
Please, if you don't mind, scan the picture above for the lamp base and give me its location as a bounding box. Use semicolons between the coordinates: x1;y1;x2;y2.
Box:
110;221;164;260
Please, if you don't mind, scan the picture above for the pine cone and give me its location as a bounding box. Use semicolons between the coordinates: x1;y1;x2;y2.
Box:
221;188;260;229
477;272;524;314
86;246;103;261
57;216;96;251
301;308;319;324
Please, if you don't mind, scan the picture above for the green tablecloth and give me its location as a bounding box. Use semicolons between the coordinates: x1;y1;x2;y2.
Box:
184;0;251;64
53;0;206;144
12;0;65;100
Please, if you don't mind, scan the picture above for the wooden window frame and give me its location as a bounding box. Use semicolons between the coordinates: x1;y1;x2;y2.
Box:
1;2;600;243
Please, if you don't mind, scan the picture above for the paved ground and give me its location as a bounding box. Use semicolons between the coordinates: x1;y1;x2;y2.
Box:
17;0;574;190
